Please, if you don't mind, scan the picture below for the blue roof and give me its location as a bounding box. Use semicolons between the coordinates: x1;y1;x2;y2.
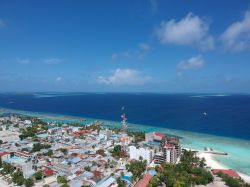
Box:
4;156;24;164
121;176;132;183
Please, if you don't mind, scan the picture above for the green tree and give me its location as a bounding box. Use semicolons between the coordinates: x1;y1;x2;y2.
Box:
34;170;43;180
12;170;25;186
128;160;147;181
47;149;53;157
84;166;91;171
57;176;67;184
60;148;68;155
24;178;34;187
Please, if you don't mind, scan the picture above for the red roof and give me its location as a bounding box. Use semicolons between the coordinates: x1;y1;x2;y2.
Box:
44;169;54;176
154;132;166;138
92;170;103;177
15;150;31;155
164;144;174;149
78;130;93;133
75;170;83;176
0;152;10;156
212;169;240;178
134;174;152;187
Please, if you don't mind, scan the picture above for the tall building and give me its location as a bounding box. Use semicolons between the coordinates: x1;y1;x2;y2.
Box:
129;145;154;164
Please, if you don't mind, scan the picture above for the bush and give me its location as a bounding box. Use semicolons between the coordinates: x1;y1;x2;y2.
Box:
25;178;34;187
34;170;43;180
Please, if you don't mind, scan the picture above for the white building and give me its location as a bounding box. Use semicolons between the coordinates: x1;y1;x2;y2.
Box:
129;145;154;164
163;144;177;164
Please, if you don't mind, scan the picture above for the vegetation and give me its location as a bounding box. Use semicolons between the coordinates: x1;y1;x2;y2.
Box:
84;166;91;171
111;145;126;158
24;178;34;187
34;170;43;180
1;163;15;175
116;177;126;187
148;150;214;187
19;126;38;140
57;176;68;184
127;130;145;142
47;149;53;157
60;148;68;155
128;160;147;182
216;172;250;187
32;143;51;152
12;169;25;186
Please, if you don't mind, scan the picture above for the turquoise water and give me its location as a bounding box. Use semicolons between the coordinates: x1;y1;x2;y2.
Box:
1;107;250;175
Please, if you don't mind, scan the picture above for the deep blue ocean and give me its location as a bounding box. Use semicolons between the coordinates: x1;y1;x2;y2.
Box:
0;93;250;140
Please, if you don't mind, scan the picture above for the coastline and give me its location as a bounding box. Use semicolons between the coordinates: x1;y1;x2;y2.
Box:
1;107;250;177
196;151;250;184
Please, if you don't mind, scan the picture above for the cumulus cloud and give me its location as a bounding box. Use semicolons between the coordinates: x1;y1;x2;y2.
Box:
221;10;250;52
97;68;151;86
0;19;6;28
44;58;64;64
157;13;214;49
177;55;205;76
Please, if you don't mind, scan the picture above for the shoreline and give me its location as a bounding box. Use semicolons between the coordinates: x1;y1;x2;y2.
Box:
1;107;250;142
196;151;250;184
1;107;250;177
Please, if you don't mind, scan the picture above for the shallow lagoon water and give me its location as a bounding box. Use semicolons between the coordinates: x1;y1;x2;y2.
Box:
1;107;250;175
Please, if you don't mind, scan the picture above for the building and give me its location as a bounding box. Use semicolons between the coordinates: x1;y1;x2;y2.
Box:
129;145;154;164
145;132;166;145
4;156;34;178
163;144;177;164
14;150;33;160
212;169;240;178
134;170;157;187
0;152;11;162
94;176;117;187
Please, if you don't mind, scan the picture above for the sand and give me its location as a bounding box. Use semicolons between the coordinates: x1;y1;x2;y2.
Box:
197;151;250;184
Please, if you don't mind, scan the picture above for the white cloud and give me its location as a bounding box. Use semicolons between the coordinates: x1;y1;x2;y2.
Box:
97;68;151;86
0;19;6;28
139;43;151;50
157;13;214;49
112;43;151;60
221;10;250;52
17;58;31;65
55;77;62;82
177;55;205;76
44;58;64;64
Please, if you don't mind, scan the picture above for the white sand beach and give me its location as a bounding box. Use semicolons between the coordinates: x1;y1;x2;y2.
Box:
197;151;250;184
197;152;226;169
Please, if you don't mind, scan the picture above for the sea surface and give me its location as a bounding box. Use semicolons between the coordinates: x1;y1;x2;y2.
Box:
0;92;250;175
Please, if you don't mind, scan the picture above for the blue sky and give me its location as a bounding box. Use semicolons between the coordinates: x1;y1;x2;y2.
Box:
0;0;250;93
